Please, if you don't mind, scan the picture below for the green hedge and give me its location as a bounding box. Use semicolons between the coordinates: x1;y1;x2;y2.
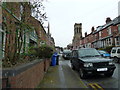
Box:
27;45;54;59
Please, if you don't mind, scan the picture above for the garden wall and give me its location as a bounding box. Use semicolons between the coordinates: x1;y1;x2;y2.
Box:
2;59;51;88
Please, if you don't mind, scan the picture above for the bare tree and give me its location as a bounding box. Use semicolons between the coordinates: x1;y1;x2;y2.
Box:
31;0;47;24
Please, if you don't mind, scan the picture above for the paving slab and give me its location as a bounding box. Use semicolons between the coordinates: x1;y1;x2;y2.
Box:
37;60;88;88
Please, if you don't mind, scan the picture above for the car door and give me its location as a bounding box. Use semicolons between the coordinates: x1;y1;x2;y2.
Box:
71;51;75;64
71;50;77;69
117;48;120;58
74;51;80;71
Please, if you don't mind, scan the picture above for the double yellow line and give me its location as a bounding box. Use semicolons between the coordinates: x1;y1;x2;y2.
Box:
88;83;104;90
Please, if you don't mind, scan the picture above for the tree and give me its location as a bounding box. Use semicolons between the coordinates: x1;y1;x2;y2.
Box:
31;0;47;24
1;1;48;67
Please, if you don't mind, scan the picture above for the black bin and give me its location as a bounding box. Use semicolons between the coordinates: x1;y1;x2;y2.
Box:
56;55;59;65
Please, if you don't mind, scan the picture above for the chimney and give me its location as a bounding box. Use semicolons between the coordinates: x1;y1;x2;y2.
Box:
106;17;111;24
85;32;87;37
91;26;95;32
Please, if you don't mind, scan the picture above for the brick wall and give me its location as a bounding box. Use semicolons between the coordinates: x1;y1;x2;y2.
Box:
2;59;51;88
44;59;51;72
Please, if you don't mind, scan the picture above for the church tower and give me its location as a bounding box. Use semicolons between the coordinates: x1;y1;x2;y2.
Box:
72;23;82;49
74;23;82;38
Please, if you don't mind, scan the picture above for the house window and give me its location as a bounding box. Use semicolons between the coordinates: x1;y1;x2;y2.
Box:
0;25;5;59
118;25;120;34
99;31;101;38
115;37;120;46
104;40;106;47
0;32;3;59
108;27;111;35
20;4;23;20
108;38;111;46
95;34;97;40
106;39;108;46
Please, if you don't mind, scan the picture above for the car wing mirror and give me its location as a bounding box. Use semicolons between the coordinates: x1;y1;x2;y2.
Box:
101;54;104;57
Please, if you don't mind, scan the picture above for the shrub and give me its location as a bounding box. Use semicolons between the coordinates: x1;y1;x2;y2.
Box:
27;45;54;59
3;45;54;68
27;46;37;58
34;45;54;58
105;46;114;53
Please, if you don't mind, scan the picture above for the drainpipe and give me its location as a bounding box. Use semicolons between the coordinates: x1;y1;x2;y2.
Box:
23;31;26;53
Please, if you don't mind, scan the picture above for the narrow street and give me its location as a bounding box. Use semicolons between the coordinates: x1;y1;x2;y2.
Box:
63;57;120;89
81;63;119;89
1;1;120;89
38;55;88;88
38;55;119;89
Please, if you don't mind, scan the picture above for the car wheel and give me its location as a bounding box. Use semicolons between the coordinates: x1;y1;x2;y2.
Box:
79;68;86;79
71;64;75;70
104;72;113;77
118;59;120;63
114;57;118;63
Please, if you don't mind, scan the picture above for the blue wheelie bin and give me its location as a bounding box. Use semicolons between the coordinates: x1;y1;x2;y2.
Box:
51;53;57;66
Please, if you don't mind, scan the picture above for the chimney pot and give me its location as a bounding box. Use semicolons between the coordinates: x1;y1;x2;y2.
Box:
106;17;111;24
91;26;95;32
85;32;87;37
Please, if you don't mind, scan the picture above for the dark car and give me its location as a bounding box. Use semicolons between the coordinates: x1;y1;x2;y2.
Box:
71;48;116;79
98;50;110;58
62;50;72;60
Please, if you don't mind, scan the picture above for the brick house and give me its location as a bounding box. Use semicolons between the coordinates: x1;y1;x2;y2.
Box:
97;17;120;48
1;2;55;88
1;2;55;59
73;16;120;48
113;16;120;46
73;16;120;49
2;2;21;59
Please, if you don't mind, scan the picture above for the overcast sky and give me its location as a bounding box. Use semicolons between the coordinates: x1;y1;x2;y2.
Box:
43;0;120;48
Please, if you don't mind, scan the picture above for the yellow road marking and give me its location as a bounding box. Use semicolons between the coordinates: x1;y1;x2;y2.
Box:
88;83;98;90
94;83;104;90
88;83;104;90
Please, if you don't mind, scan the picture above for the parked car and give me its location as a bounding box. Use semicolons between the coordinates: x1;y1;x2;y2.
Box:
111;47;120;63
98;50;110;58
62;50;72;60
70;48;116;79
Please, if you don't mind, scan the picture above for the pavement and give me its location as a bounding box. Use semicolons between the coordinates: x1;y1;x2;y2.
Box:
37;58;88;88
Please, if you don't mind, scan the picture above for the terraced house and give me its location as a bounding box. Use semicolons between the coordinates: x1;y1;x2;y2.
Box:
87;17;119;48
0;2;55;60
72;16;120;50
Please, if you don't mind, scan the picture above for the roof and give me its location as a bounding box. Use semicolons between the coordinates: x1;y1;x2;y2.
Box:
102;21;113;29
93;16;120;33
113;15;120;25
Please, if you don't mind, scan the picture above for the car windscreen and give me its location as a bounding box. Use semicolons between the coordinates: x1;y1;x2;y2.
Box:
117;49;120;53
98;50;108;54
78;49;101;58
63;50;71;54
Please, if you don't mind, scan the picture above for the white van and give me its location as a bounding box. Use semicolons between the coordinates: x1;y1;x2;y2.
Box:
111;47;120;63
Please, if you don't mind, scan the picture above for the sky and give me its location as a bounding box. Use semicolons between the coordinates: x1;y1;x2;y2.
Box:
43;0;120;48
